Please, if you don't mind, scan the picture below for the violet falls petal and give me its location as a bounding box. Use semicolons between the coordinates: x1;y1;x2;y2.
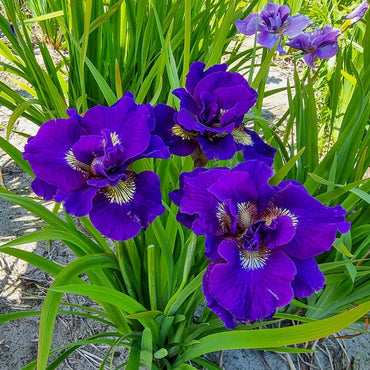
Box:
291;257;325;298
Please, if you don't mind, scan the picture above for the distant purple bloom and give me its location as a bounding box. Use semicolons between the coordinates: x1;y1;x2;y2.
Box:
287;26;341;68
346;1;369;24
170;161;350;328
24;92;170;241
154;61;275;165
236;3;311;55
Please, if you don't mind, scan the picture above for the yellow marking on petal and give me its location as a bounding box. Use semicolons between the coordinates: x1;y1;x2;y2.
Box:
237;202;258;230
103;172;136;205
216;202;231;233
172;124;196;141
110;131;121;145
261;207;298;227
240;247;270;271
64;149;91;173
232;128;253;145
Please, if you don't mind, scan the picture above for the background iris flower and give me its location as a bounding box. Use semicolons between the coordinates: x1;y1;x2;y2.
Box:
287;26;341;68
345;1;369;24
236;3;311;55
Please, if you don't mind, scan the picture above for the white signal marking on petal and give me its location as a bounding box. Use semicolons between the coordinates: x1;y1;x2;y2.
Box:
237;202;258;230
171;124;196;140
232;128;253;145
110;132;121;146
216;202;231;233
261;206;298;227
267;288;279;300
103;172;136;205
239;247;270;271
64;149;91;173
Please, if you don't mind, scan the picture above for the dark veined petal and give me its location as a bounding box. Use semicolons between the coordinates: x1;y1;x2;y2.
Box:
72;135;103;165
272;181;350;259
203;239;296;328
204;235;225;259
208;169;259;204
23;114;87;192
213;85;258;121
172;88;200;115
176;108;207;134
291;257;325;298
169;167;208;230
316;42;339;59
202;257;241;329
89;171;164;240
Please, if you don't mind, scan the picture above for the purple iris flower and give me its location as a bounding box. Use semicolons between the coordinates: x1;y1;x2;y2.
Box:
170;161;350;328
287;26;341;68
346;1;369;24
153;61;276;166
236;3;311;55
24;92;170;241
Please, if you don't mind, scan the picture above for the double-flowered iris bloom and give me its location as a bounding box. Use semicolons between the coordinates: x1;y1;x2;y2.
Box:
24;92;170;241
154;62;276;165
236;3;311;56
171;161;350;328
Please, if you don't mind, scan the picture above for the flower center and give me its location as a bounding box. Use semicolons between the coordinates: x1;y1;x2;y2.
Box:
102;172;136;205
